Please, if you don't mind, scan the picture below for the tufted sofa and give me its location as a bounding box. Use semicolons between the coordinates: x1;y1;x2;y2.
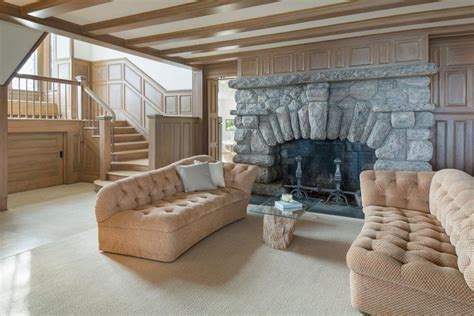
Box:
347;169;474;315
95;155;259;262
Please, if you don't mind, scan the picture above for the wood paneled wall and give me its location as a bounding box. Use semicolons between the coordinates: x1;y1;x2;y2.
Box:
237;32;428;77
0;86;8;210
91;58;193;137
7;120;82;189
148;115;204;169
430;35;474;175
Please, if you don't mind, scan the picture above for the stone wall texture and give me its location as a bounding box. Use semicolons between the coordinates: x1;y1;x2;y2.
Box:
230;63;437;184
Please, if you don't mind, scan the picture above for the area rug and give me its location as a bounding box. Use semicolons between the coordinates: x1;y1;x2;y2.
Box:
0;211;363;315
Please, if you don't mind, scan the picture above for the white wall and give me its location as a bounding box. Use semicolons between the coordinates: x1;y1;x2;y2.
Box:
0;21;43;85
73;40;192;90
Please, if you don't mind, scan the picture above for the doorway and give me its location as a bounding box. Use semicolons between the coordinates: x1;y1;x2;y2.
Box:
217;79;237;162
8;132;65;193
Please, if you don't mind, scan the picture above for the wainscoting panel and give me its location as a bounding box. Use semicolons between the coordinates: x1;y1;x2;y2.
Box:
430;35;474;175
91;58;193;138
432;116;474;175
149;116;203;168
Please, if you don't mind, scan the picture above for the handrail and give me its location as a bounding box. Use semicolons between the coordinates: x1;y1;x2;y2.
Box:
15;73;80;86
75;76;116;121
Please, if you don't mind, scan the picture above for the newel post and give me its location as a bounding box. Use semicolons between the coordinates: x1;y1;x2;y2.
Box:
98;115;113;181
75;76;87;120
147;114;163;170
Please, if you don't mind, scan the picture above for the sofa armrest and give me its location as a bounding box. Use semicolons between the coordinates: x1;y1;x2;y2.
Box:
360;170;435;213
95;182;124;223
223;162;259;194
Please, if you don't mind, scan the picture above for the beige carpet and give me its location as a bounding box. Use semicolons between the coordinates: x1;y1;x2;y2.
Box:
0;184;364;315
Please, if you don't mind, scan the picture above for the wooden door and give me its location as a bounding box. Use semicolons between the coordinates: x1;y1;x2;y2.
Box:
8;132;65;193
207;78;220;160
430;36;474;175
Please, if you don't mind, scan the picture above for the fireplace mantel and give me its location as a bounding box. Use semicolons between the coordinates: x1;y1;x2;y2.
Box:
229;63;437;89
229;63;438;185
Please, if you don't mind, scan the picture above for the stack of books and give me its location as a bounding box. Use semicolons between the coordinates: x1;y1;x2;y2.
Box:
274;200;303;212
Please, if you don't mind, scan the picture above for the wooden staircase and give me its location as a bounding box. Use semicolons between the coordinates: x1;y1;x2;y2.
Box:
93;120;149;191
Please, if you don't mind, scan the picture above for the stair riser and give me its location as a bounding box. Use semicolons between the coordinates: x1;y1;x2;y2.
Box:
112;152;148;161
111;164;149;172
114;135;144;142
113;121;129;127
107;174;129;181
114;128;136;134
113;143;149;151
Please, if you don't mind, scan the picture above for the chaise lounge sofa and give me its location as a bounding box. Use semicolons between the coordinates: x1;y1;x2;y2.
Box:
347;169;474;314
95;155;259;262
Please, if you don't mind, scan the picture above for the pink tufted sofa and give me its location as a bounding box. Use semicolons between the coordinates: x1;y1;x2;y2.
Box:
347;169;474;315
95;155;259;262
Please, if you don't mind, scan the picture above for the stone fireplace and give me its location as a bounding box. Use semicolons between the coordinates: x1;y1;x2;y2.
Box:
229;63;438;193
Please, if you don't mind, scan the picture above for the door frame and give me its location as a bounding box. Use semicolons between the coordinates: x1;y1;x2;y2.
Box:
206;75;237;161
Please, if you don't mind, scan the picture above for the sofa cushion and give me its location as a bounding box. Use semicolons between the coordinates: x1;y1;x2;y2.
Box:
176;163;217;192
100;187;248;233
429;169;474;291
347;205;474;303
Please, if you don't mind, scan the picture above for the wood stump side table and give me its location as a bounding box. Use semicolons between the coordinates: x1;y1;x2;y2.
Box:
249;203;306;250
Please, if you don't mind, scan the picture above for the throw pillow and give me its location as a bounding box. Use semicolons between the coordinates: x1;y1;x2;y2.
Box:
176;163;217;192
194;160;226;187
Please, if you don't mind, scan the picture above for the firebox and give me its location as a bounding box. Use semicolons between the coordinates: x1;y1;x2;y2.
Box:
280;139;376;193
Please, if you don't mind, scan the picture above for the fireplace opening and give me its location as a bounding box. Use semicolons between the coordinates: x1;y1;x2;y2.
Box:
280;139;376;193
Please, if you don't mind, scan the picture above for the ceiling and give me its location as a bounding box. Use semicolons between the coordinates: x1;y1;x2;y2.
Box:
1;0;473;68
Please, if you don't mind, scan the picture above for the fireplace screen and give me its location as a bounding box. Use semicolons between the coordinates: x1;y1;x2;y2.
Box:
280;139;376;193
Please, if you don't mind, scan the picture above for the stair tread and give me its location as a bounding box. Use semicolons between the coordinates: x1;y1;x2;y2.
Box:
114;133;142;137
111;149;148;155
114;141;149;145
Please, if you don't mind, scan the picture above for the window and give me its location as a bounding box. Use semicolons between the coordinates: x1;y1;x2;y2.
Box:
11;51;38;90
19;51;37;75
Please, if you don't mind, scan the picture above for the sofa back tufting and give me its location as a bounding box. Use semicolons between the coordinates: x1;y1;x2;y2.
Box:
429;169;474;291
95;155;213;222
360;170;435;213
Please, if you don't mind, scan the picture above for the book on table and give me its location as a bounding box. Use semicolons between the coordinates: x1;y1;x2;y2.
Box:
274;200;303;211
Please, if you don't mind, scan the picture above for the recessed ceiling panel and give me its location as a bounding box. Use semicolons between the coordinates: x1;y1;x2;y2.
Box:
113;0;347;39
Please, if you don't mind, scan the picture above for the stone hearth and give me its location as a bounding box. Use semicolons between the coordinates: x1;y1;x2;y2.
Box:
229;63;438;184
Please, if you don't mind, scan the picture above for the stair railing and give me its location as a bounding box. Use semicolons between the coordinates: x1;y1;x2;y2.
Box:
7;74;81;120
76;76;117;181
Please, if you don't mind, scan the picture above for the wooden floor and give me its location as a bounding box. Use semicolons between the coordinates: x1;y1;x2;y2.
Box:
0;183;96;260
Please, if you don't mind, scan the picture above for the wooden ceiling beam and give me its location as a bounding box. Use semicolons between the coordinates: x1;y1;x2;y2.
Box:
186;22;474;65
82;0;279;36
160;6;474;56
127;0;437;47
0;2;194;69
20;0;112;19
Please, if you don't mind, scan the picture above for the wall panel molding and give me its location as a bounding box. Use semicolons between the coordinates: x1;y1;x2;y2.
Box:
91;58;193;137
238;32;429;77
430;35;474;175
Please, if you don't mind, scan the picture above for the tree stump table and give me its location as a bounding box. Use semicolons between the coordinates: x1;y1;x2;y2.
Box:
263;214;297;249
248;203;306;250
